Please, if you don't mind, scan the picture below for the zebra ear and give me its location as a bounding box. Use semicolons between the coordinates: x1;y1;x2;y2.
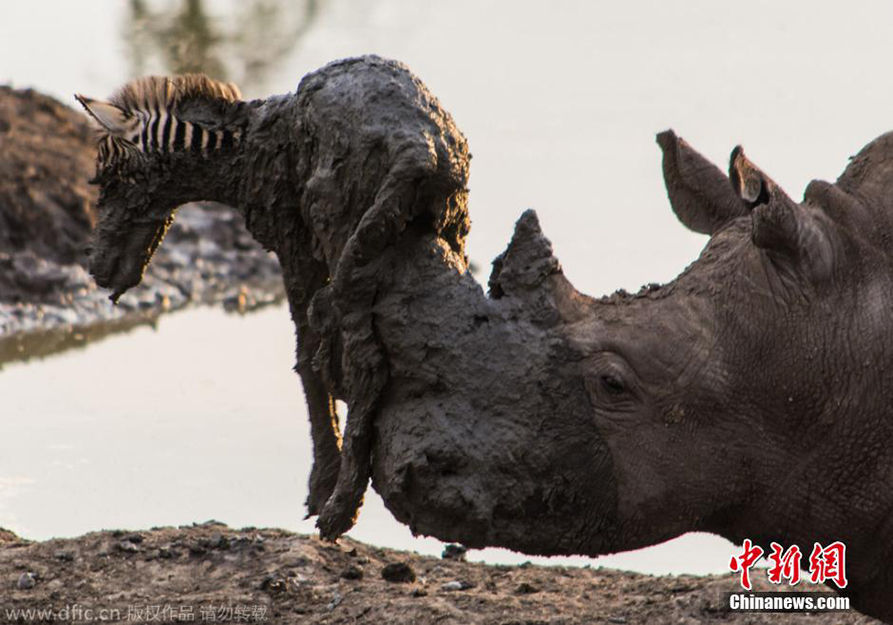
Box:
75;94;130;135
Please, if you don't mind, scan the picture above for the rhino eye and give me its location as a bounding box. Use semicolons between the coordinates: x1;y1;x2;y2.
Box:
599;374;627;395
585;352;639;410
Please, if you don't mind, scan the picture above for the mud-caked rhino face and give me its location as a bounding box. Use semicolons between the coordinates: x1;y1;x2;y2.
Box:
371;293;624;556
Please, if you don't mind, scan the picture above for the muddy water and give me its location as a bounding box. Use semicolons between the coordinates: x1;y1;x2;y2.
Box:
4;0;888;574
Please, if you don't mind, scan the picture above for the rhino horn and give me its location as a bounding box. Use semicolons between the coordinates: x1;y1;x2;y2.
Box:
657;129;749;235
730;146;835;281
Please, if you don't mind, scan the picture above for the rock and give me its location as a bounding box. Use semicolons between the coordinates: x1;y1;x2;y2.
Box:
340;565;363;580
607;617;627;624
441;543;467;561
17;572;36;589
54;550;75;562
210;533;230;550
163;248;192;269
42;306;79;326
441;580;475;591
515;582;538;594
197;239;222;258
326;590;342;611
116;540;140;553
260;575;286;594
381;561;416;583
223;285;253;313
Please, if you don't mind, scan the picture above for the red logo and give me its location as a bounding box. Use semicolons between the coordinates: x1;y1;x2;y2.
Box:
767;542;802;585
808;541;848;589
730;540;847;590
729;539;763;590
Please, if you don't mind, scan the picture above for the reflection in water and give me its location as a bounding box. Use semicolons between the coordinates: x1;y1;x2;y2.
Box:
125;0;320;94
128;0;226;79
0;311;159;369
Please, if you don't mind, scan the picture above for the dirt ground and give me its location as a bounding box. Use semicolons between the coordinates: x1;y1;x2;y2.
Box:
0;523;879;625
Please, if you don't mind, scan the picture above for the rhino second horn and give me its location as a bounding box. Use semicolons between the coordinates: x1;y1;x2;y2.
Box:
728;146;836;280
729;146;771;209
729;147;799;253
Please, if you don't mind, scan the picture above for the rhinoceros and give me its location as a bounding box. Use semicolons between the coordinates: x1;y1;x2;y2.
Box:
77;56;893;621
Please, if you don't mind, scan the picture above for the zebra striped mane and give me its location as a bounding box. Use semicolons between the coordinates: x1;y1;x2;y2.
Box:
108;74;242;115
77;74;244;168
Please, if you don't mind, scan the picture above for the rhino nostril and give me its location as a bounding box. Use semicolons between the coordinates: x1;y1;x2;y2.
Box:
83;244;93;257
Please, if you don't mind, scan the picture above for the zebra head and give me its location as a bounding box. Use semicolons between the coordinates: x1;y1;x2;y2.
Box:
76;74;244;301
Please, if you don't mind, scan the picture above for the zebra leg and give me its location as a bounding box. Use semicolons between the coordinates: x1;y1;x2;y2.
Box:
280;252;343;518
297;318;342;518
315;155;435;539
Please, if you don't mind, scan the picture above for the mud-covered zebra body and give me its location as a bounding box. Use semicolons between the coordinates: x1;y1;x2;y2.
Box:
75;74;242;168
75;58;473;546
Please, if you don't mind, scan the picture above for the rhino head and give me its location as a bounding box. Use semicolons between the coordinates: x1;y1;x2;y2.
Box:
367;130;893;619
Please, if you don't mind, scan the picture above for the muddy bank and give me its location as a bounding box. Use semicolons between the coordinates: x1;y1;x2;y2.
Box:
0;524;876;625
0;86;283;365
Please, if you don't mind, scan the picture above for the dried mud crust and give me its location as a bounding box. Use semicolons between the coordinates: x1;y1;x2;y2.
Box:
0;86;283;363
0;525;879;625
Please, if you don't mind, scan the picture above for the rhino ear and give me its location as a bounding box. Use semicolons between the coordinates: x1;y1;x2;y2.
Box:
730;146;835;281
75;94;130;135
657;130;750;235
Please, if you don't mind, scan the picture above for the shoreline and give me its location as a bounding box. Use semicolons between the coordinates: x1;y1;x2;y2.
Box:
0;523;873;625
0;202;285;368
